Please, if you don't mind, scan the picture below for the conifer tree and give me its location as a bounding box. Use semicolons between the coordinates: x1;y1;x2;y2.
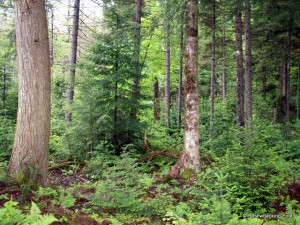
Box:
9;0;51;186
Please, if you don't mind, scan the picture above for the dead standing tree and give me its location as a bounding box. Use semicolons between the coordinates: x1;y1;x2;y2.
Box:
168;0;200;178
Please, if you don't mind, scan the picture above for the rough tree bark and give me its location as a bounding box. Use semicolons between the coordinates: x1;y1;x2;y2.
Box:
279;30;291;125
9;0;51;186
221;1;226;101
286;29;291;125
65;0;80;121
280;62;288;123
131;0;142;123
169;0;200;178
154;77;161;122
235;11;245;128
177;2;185;128
245;0;252;128
210;0;216;140
297;61;300;120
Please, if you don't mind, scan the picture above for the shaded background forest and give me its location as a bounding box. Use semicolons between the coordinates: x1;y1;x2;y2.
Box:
1;0;300;224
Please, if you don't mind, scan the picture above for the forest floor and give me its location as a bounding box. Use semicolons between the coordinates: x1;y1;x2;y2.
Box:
1;163;300;225
0;165;106;225
0;163;187;225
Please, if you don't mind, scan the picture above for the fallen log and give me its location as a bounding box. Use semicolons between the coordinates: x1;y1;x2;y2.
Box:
48;161;84;171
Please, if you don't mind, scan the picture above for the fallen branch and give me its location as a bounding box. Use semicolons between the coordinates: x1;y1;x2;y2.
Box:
159;141;183;153
139;141;183;162
0;186;19;195
48;161;84;171
140;151;179;162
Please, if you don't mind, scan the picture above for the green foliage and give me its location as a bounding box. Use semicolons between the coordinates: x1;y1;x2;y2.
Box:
89;152;147;214
1;0;300;224
164;196;232;225
221;121;288;215
17;164;43;200
278;199;300;225
138;175;155;189
0;14;17;158
227;217;265;225
86;151;176;217
35;187;58;200
0;201;57;225
0;161;8;181
62;164;79;176
52;189;76;208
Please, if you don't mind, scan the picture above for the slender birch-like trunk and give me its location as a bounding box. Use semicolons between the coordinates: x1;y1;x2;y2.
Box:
65;0;80;121
169;0;200;178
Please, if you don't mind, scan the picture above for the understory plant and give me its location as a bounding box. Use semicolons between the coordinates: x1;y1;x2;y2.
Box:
86;151;176;218
221;124;288;215
0;200;57;225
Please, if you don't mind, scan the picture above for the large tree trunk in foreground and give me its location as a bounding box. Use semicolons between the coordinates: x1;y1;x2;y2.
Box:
169;0;200;178
65;0;80;121
9;0;51;186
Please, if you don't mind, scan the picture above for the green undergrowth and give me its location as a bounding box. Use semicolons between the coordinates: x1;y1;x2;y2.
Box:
0;200;57;225
0;146;300;225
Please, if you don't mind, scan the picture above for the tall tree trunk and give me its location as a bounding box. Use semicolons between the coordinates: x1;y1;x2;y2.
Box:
245;0;252;128
297;61;300;120
65;0;80;121
113;52;119;153
262;66;267;102
9;0;51;186
51;5;54;66
169;0;200;178
286;29;291;125
154;77;160;122
280;62;288;122
2;59;8;152
67;0;72;42
2;61;7;118
165;1;171;128
131;0;142;123
48;4;54;66
210;0;216;140
280;30;291;125
221;1;226;101
235;11;245;128
177;2;185;129
113;15;120;154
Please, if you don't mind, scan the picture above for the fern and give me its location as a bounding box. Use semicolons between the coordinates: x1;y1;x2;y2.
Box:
0;201;25;225
0;201;57;225
278;200;300;225
51;189;76;208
